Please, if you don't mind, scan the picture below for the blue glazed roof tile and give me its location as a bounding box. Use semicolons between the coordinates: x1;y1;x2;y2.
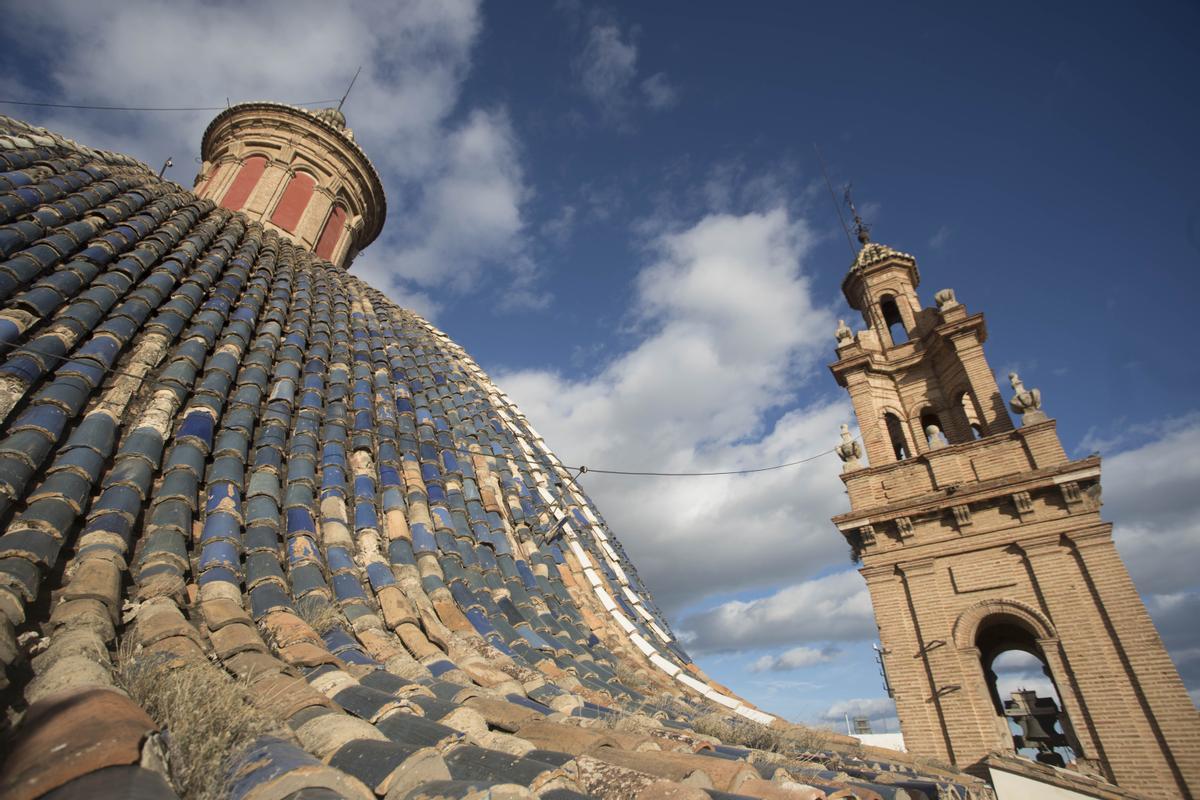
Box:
0;113;998;800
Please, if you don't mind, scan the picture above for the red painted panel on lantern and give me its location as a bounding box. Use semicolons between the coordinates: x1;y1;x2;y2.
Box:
219;156;266;211
270;172;316;232
315;205;347;260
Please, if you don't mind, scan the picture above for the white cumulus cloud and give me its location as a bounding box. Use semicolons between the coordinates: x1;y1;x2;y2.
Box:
497;204;848;616
1103;413;1200;598
681;571;875;653
750;645;841;673
375;108;543;310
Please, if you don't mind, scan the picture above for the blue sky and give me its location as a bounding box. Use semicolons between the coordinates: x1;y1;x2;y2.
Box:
3;0;1198;729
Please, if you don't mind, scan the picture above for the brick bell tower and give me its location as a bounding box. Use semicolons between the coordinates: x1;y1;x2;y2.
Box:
827;214;1199;798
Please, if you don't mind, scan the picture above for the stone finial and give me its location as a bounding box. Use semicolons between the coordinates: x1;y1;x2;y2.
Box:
311;107;352;138
934;288;958;311
836;423;863;471
835;319;853;346
1008;372;1048;424
925;424;947;450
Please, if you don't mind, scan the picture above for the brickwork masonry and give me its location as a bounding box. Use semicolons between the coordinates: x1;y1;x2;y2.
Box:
830;239;1200;799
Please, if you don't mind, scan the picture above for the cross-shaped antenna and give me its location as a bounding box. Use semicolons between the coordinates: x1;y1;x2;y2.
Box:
844;183;871;245
337;66;362;112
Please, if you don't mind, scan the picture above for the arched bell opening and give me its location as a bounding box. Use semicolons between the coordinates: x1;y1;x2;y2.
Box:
884;412;911;461
976;617;1078;768
957;389;986;439
879;294;908;346
919;407;947;449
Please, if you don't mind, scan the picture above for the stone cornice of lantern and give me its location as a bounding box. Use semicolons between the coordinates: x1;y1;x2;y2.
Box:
195;101;386;267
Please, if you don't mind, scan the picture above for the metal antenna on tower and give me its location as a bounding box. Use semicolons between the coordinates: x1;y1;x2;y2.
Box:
337;66;363;112
814;143;857;257
844;183;871;245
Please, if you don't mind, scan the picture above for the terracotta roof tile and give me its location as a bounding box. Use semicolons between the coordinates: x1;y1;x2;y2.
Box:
0;688;156;800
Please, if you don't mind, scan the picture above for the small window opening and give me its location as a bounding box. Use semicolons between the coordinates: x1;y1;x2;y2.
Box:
884;413;910;461
880;296;908;345
978;621;1078;768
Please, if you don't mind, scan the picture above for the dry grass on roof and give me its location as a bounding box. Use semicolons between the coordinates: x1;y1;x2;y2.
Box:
292;595;350;635
591;692;833;766
613;660;649;692
115;642;289;800
690;712;830;765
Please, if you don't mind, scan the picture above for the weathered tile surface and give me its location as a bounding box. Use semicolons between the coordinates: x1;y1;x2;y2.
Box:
0;113;994;800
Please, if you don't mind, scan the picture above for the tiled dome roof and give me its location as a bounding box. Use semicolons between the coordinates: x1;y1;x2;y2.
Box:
851;241;915;271
0;114;992;800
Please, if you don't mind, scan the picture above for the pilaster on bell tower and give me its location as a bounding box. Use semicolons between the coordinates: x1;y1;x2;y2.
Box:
827;213;1200;799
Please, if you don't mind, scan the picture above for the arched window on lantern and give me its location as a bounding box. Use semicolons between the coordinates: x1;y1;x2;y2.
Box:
315;203;348;261
219;155;267;211
269;170;317;233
